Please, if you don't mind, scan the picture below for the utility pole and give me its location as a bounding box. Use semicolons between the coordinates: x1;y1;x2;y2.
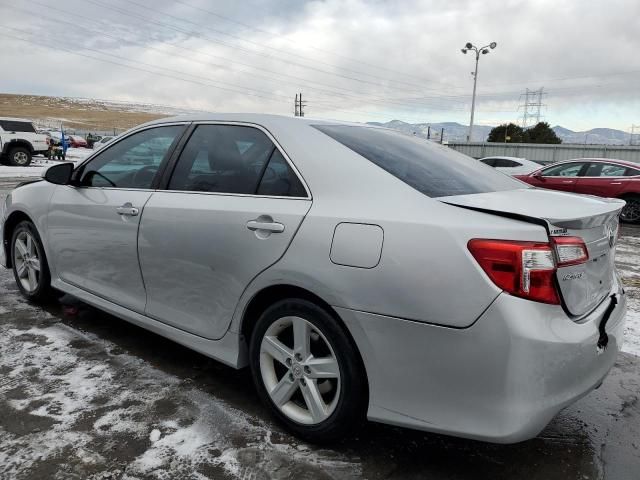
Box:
294;92;306;117
427;126;431;139
519;88;546;128
460;41;497;142
440;127;444;144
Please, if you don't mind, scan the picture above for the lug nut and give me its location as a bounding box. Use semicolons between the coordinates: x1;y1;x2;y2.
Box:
300;378;306;386
289;373;294;381
295;353;302;361
304;366;311;374
285;358;292;366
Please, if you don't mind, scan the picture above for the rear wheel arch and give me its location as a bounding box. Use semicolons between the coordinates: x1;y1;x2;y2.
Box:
241;284;369;388
3;211;36;268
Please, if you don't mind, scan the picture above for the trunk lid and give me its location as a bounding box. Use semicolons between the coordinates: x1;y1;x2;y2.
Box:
439;188;624;317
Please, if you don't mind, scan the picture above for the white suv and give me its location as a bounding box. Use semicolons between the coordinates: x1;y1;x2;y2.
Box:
0;117;49;166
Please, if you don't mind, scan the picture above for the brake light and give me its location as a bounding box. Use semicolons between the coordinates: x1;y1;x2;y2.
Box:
551;236;589;266
468;239;559;304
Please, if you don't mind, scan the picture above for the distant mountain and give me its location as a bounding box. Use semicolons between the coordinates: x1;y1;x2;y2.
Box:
552;126;631;145
368;120;632;145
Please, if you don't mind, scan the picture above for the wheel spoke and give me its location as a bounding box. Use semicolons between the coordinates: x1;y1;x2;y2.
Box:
305;356;340;379
26;235;34;256
300;379;327;422
27;267;38;291
16;260;27;278
262;336;292;366
15;239;28;258
30;259;41;272
292;317;311;359
270;375;298;407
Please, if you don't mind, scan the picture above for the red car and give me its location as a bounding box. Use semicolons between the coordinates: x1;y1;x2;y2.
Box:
67;135;88;148
515;158;640;223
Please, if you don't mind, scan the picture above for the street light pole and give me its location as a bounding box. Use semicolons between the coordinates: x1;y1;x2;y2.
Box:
461;41;497;143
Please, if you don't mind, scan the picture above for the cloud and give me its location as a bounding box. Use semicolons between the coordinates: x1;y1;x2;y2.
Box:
0;0;638;130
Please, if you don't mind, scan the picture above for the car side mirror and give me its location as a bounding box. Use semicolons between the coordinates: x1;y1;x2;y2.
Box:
43;162;74;185
532;171;545;180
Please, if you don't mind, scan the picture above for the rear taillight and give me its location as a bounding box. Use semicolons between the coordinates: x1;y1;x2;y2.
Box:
551;236;589;266
466;239;548;304
468;237;589;304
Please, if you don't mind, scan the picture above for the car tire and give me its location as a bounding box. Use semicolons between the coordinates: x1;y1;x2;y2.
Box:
620;195;640;224
10;221;55;302
249;298;367;443
8;146;32;166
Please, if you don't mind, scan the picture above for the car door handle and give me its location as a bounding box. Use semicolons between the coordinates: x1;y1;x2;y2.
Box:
611;182;622;185
247;219;285;233
562;180;575;183
116;203;139;216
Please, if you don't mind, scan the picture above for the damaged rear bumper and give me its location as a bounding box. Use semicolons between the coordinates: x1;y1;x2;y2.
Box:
336;282;626;443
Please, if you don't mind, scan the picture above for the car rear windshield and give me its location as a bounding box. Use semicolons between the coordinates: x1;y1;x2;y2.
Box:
0;120;36;133
313;125;524;197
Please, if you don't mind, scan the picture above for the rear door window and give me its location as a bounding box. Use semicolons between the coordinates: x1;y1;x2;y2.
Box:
168;124;275;194
480;158;496;166
626;167;640;176
599;163;627;177
313;125;523;197
257;149;307;197
541;162;587;177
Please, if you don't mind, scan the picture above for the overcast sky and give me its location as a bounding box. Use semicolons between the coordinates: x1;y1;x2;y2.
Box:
0;0;639;131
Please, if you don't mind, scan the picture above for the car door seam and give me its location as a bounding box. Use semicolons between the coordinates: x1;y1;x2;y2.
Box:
136;192;156;312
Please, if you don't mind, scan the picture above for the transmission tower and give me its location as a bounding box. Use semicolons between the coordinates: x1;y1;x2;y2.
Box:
630;124;640;146
518;88;546;128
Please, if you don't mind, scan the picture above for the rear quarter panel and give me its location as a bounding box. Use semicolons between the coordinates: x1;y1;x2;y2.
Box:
232;186;549;331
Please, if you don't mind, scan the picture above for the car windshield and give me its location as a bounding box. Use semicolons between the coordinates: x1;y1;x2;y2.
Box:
314;125;525;197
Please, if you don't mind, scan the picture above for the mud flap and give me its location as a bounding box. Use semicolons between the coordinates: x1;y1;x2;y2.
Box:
596;294;618;353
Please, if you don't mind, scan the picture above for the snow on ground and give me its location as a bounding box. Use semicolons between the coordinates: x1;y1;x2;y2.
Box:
0;148;92;178
0;271;362;479
614;230;640;356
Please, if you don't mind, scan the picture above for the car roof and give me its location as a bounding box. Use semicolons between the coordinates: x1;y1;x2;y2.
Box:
136;113;364;130
479;156;526;161
547;158;640;169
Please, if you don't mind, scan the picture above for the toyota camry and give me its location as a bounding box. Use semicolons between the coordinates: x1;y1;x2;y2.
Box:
0;114;627;443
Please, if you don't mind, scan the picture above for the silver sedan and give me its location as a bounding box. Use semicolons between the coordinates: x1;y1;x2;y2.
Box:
0;114;627;443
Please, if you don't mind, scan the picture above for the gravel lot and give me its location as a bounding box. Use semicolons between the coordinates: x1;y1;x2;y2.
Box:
0;178;639;480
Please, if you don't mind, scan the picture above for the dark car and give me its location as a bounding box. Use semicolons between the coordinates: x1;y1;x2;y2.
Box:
515;158;640;223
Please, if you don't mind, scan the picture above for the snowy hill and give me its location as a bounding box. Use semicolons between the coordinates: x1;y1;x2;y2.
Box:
368;120;632;145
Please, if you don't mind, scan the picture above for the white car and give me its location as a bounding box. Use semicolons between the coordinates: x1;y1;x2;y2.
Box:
0;117;49;166
92;135;115;150
479;156;541;175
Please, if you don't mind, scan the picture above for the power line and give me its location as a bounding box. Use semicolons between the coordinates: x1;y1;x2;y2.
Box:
10;4;512;114
0;29;290;104
169;0;459;88
82;0;448;95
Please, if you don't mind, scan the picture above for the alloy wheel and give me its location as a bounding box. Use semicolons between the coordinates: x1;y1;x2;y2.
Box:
621;198;640;223
13;230;41;293
259;316;341;425
13;151;29;165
